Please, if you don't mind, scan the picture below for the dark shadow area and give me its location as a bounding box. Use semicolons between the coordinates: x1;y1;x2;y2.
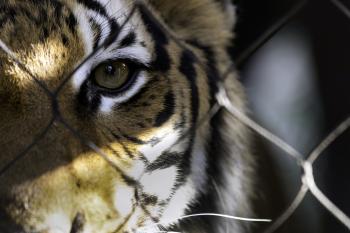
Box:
233;0;350;232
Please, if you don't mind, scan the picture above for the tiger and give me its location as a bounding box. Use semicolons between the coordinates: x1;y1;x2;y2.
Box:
0;0;256;232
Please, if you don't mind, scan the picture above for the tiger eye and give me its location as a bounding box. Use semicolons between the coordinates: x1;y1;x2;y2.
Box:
93;61;130;90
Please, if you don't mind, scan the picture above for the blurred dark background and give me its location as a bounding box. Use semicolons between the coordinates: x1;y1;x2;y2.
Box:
230;0;350;232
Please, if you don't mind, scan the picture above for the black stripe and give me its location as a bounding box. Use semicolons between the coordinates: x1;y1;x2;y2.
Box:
77;0;108;17
171;49;201;189
61;34;69;46
66;13;78;34
99;130;135;160
138;4;171;72
146;152;182;171
119;32;136;48
101;127;130;158
175;139;194;187
120;142;135;159
179;49;199;124
154;91;175;127
0;16;11;29
0;6;9;21
187;40;220;106
174;105;187;130
177;109;228;233
140;193;158;205
1;6;39;25
103;19;120;48
121;173;140;187
139;203;160;222
52;0;63;22
110;130;160;147
119;133;147;145
89;18;102;49
76;79;101;117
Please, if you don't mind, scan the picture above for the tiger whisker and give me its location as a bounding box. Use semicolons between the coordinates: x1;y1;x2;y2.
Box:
136;231;181;233
176;213;272;222
138;213;271;232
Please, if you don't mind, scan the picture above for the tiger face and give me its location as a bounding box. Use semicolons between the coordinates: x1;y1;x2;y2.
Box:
0;0;254;232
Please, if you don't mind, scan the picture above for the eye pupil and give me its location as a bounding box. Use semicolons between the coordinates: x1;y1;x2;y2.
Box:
93;61;131;90
105;64;115;75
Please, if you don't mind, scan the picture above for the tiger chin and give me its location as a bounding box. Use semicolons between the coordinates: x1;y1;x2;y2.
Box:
0;0;255;232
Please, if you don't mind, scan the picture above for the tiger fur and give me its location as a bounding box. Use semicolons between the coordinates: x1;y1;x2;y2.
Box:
0;0;255;232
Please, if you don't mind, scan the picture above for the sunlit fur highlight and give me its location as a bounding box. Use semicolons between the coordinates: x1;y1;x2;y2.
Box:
0;0;255;233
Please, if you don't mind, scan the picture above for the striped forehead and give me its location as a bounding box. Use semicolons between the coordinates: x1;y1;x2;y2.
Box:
72;0;149;56
70;0;151;88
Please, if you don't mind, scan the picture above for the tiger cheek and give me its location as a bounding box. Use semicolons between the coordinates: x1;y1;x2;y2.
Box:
0;0;254;232
102;74;171;134
18;155;136;233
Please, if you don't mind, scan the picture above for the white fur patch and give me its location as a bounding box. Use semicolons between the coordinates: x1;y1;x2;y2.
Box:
110;46;151;65
86;10;111;46
190;137;208;193
99;71;149;113
123;159;146;180
139;127;181;163
140;166;178;200
41;211;71;233
114;185;135;217
160;180;197;225
71;4;94;55
72;60;94;89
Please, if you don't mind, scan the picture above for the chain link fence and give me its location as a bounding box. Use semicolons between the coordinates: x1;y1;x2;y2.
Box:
0;0;349;232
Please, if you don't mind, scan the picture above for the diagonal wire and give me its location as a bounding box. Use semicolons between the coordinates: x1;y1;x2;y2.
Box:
302;116;350;230
235;0;308;66
0;117;56;177
262;184;309;233
57;116;140;187
303;162;350;230
216;84;350;231
221;87;350;231
124;6;350;233
308;116;350;164
132;0;229;154
132;1;299;168
331;0;350;19
216;87;304;163
134;0;227;78
216;0;307;84
0;39;53;97
0;39;57;177
1;1;349;232
0;5;137;177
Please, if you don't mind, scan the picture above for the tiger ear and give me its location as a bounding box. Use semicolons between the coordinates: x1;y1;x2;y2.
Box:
147;0;236;46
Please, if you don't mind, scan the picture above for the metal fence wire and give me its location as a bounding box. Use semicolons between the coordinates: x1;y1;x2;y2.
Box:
0;0;349;232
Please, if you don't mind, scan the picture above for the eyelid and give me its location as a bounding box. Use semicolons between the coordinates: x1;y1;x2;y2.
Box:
89;59;144;96
91;69;141;97
109;57;150;70
109;46;151;67
91;57;149;73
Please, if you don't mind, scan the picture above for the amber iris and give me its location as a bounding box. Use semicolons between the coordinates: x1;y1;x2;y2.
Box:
93;61;130;90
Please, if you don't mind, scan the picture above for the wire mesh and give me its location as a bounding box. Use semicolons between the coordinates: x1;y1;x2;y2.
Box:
0;0;349;232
